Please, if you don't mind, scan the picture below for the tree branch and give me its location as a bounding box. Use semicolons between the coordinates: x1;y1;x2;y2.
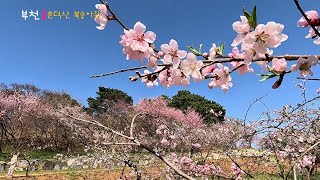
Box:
91;54;320;78
226;154;255;179
56;110;134;140
130;113;143;138
297;77;320;81
99;0;128;30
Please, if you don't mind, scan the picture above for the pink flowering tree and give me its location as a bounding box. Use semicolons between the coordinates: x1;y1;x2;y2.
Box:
0;90;50;150
254;103;320;180
57;0;320;179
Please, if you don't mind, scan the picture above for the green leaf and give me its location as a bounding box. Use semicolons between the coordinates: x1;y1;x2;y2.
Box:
198;44;203;54
257;73;272;77
259;76;269;82
217;43;225;55
243;8;251;19
243;6;257;28
258;73;278;81
252;6;257;28
248;18;254;29
187;45;202;56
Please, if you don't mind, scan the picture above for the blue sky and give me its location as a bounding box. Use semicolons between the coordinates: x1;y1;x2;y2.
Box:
0;0;319;121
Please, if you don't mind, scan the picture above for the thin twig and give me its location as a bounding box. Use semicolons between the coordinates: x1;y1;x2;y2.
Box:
60;110;197;180
289;95;320;113
99;0;128;30
56;110;133;140
297;77;320;81
130;113;143;138
287;141;320;179
226;154;255;179
92;54;320;78
91;66;148;78
244;94;268;136
101;142;139;146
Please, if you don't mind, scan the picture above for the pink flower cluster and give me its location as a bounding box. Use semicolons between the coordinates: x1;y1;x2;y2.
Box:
94;4;109;30
0;91;48;118
231;163;244;180
134;97;203;128
120;22;156;62
232;16;288;65
297;10;320;45
297;155;316;169
94;4;320;93
291;56;318;77
156;125;177;148
169;154;225;177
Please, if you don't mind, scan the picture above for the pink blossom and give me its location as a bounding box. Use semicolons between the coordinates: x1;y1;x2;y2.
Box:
232;16;251;46
134;97;203;128
170;69;190;86
120;22;156;61
297;11;318;27
228;47;242;59
231;163;244;180
169;134;176;139
158;69;173;88
161;138;170;146
241;42;273;67
305;28;320;45
181;53;204;81
228;47;253;74
230;61;253;75
94;4;108;30
247;22;288;54
201;64;215;76
141;70;158;87
146;55;158;68
317;88;320;94
291;56;318;77
314;37;320;45
272;58;287;72
208;63;233;92
192;143;201;149
160;39;187;68
179;156;193;168
209;43;217;60
121;46;153;63
298;155;316;169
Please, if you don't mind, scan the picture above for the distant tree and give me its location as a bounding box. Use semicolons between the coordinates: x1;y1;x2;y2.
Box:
41;90;81;108
0;83;87;152
0;83;41;95
168;90;225;124
86;87;133;115
160;95;171;101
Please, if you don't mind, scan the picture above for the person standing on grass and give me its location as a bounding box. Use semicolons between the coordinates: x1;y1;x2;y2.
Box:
6;152;19;177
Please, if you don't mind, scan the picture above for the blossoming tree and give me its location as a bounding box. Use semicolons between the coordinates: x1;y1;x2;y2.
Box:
58;0;320;179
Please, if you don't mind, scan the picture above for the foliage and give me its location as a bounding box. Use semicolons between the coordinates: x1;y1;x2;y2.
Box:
167;90;226;123
86;87;133;116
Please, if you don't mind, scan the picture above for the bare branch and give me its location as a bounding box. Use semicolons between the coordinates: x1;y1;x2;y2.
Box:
56;110;134;140
91;66;148;78
101;142;139;146
297;77;320;81
227;154;255;179
130;113;144;138
91;54;320;78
